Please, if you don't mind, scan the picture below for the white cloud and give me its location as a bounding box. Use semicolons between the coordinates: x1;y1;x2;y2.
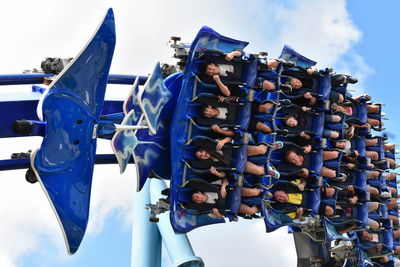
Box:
189;221;297;267
0;0;371;266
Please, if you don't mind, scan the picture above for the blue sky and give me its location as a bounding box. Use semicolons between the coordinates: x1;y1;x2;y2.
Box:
0;1;399;267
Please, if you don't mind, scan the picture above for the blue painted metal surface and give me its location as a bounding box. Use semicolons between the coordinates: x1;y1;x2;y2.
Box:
279;44;317;69
131;179;162;267
0;154;129;171
112;64;179;191
30;8;116;255
169;26;249;233
0;73;147;86
0;99;123;138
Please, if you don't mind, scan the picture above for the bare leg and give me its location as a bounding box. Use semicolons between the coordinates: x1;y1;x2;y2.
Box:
330;115;341;122
322;167;336;178
368;186;379;195
366;151;378;161
258;102;274;113
389;215;399;224
384;143;395;151
330;131;340;139
368;201;379;212
245;161;264;176
367;170;380;179
247;144;267;156
366;138;378;146
261;80;276;91
368;219;379;230
256;122;272;133
368;118;381;127
267;59;279;68
239;204;259;215
241;187;262;197
324;206;334;216
325;187;335;197
367;105;380;113
323;151;339;161
385;157;395;167
337;94;344;103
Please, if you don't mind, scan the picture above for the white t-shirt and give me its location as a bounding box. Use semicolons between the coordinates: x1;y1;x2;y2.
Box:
205;192;219;204
218;64;234;76
216;107;228;119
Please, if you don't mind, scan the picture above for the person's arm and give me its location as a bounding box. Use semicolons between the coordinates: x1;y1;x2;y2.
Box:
211;208;224;218
338;224;357;235
211;124;235;137
213;75;231;96
216;137;232;151
210;166;226;178
225;51;242;61
218;95;239;102
295;207;303;218
297;181;306;191
349;195;358;205
306;66;318;75
303;144;312;154
220;178;228;198
298;168;309;178
299;131;311;140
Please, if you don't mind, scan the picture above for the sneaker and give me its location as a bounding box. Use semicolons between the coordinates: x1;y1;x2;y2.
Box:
380;191;391;198
344;140;351;150
347;76;358;84
280;83;292;93
268;169;280;179
273;141;284;150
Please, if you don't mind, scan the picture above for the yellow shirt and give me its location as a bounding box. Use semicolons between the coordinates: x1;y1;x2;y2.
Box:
286;179;303;218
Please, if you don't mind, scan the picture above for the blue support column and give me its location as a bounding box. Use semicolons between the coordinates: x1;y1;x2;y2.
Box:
131;179;162;267
149;179;204;267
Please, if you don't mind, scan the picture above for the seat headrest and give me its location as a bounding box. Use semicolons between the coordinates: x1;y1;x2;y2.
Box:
183;145;199;161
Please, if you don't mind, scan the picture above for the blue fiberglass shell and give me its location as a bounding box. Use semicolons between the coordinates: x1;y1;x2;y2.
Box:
112;65;179;191
30;9;115;255
169;26;249;233
279;44;317;69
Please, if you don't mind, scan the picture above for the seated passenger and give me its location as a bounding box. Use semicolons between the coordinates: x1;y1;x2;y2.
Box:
335;201;380;230
277;146;341;179
190;179;262;218
359;230;400;255
198;95;276;134
271;180;336;218
189;138;271;176
288;91;320;109
200;52;287;94
281;66;319;91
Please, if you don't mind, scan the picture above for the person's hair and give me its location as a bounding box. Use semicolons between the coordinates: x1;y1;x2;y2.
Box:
196;148;232;166
200;61;215;75
200;104;209;117
284;149;297;161
283;114;297;126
